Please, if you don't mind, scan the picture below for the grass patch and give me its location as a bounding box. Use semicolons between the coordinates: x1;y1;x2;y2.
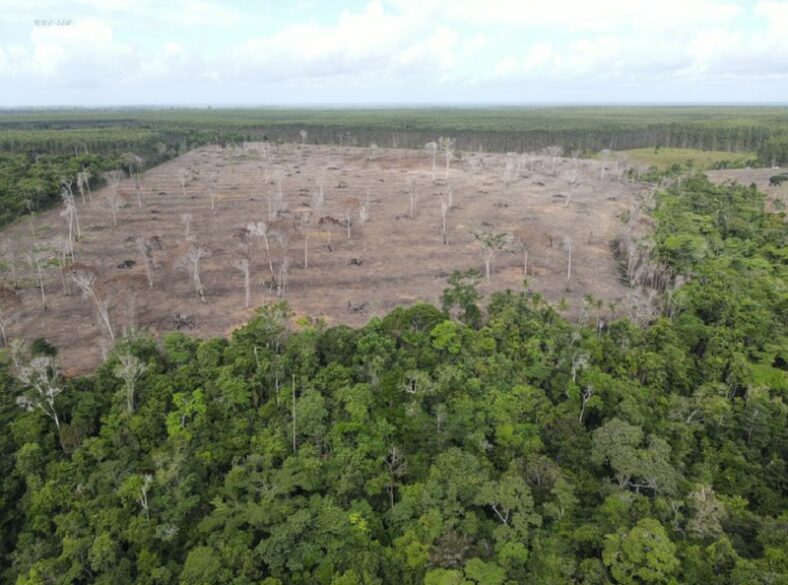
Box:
611;147;757;170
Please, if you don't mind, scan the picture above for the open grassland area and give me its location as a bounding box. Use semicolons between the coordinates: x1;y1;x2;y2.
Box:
0;143;646;372
612;147;757;170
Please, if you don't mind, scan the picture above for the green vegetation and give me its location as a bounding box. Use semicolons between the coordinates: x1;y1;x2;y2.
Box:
612;147;756;171
2;105;787;155
0;174;785;584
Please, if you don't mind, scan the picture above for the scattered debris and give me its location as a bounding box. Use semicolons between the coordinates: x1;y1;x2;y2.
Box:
173;313;196;330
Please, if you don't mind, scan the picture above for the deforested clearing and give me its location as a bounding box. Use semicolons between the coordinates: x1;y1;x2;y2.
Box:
1;143;648;372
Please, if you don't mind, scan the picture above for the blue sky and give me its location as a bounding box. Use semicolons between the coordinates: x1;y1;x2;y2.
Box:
0;0;786;106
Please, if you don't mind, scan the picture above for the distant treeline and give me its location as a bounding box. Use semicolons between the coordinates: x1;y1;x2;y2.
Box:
1;106;787;162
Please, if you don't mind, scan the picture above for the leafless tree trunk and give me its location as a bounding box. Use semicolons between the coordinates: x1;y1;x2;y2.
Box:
17;356;64;432
277;257;289;297
247;221;275;281
513;229;529;276
72;269;114;340
291;373;297;451
61;183;81;240
178;169;189;198
342;197;360;240
544;145;563;175
177;245;209;302
440;194;449;245
384;445;407;509
0;287;21;347
76;170;92;203
565;237;573;282
359;205;369;251
2;246;19;289
474;231;507;283
132;173;144;208
25;250;49;310
136;237;155;287
407;178;417;219
234;256;251;308
114;352;147;414
312;180;325;216
439;137;455;180
579;385;594;424
181;213;193;238
425;141;438;182
503;154;516;186
104;170;125;226
50;237;73;295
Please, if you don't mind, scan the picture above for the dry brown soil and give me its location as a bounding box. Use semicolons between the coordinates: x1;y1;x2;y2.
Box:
2;144;649;373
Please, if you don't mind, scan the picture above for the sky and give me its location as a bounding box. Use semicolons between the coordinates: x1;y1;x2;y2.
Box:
0;0;787;106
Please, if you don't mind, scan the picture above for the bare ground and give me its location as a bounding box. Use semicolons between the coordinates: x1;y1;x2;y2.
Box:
2;144;649;373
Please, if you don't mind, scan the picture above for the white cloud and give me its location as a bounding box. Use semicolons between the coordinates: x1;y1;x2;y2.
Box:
389;0;744;32
0;0;786;104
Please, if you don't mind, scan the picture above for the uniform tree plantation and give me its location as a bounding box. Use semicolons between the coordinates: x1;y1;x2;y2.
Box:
0;109;785;585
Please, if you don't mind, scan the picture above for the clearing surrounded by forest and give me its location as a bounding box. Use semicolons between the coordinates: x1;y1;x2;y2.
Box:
1;143;651;372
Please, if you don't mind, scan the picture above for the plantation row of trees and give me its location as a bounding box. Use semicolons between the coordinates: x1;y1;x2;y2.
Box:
2;106;787;159
0;173;784;584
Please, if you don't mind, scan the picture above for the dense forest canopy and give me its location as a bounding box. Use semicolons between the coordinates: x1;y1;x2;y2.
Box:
0;173;785;584
2;106;787;156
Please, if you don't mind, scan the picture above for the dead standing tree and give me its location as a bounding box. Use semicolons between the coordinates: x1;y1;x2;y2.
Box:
2;244;19;289
178;168;189;199
267;220;294;297
439;137;455;180
49;236;74;295
543;145;563;175
25;248;51;310
341;197;360;240
136;236;157;288
103;170;126;227
268;174;286;221
440;194;450;245
233;255;251;308
359;204;370;251
16;356;65;433
177;244;210;303
503;153;517;186
132;171;144;209
563;168;581;208
474;231;508;283
60;183;81;242
114;352;148;415
513;228;529;276
247;221;276;281
406;178;417;219
181;213;193;238
0;286;21;346
72;266;115;341
123;153;145;208
564;237;573;283
425;141;439;182
311;179;325;216
76;169;92;203
207;172;219;211
292;207;312;268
